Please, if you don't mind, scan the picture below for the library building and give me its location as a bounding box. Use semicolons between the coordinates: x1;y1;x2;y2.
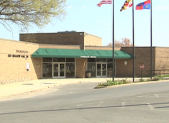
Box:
0;31;169;84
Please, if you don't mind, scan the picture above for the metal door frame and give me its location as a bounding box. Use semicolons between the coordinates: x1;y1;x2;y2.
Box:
96;63;107;77
53;62;66;78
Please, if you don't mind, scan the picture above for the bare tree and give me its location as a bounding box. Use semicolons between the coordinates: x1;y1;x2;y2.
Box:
107;38;133;47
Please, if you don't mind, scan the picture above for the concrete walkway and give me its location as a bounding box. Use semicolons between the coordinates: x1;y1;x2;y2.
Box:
0;77;157;100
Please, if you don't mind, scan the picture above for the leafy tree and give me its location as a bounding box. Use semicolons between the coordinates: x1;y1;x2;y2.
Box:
107;38;133;47
0;0;66;31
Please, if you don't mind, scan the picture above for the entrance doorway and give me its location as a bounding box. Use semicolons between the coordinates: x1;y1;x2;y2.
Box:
53;63;65;78
97;63;107;77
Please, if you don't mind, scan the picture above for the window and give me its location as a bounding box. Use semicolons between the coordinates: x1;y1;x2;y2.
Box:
66;58;75;62
43;63;52;78
87;63;96;77
107;58;113;62
96;58;106;62
43;58;52;62
53;58;65;62
66;63;75;78
88;58;96;62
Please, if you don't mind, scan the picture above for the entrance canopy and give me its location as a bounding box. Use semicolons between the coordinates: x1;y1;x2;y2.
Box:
32;48;133;59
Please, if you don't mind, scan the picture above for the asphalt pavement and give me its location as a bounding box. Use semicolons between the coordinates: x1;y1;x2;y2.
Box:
0;80;169;123
0;77;140;100
0;77;168;101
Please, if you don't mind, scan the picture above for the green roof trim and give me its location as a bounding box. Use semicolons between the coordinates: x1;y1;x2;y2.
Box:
32;48;133;59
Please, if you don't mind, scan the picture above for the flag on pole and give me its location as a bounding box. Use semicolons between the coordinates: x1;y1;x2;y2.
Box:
136;0;150;10
136;0;152;79
97;0;112;7
120;0;133;12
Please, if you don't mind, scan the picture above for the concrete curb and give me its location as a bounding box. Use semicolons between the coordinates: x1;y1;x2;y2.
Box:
94;80;169;89
0;85;57;100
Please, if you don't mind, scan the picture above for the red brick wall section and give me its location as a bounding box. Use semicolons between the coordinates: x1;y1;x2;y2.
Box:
85;46;121;50
116;59;133;77
20;32;103;50
20;32;85;46
39;44;81;49
76;58;87;78
120;47;155;77
0;38;41;84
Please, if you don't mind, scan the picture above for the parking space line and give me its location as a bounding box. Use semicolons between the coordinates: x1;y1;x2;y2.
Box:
77;104;83;107
122;102;125;108
137;96;143;97
97;101;104;107
147;103;154;110
154;94;159;97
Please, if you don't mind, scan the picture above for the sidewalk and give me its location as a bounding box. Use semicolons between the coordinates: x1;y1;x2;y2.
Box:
0;77;152;99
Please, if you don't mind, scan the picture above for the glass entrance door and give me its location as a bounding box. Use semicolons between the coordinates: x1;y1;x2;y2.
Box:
97;63;107;77
53;63;65;78
53;64;59;77
59;63;65;77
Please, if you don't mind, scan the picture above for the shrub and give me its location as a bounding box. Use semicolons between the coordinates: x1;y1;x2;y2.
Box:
153;75;164;80
153;77;160;81
121;78;129;84
139;79;148;82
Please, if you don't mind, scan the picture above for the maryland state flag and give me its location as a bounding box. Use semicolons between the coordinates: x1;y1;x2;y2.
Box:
136;0;150;10
120;0;133;12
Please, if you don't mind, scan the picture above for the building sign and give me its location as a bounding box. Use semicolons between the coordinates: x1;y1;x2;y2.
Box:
8;54;29;58
16;50;28;53
80;56;96;58
7;50;29;59
90;56;96;58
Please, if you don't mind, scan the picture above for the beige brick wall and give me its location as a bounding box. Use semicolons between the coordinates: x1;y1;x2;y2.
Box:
76;58;87;78
155;47;169;75
0;38;41;84
4;37;169;80
84;33;102;46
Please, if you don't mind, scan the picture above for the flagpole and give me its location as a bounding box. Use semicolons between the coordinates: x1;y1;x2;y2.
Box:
132;0;135;82
112;0;115;81
150;0;153;79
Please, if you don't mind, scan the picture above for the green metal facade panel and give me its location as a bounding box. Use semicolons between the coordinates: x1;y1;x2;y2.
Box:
32;48;132;59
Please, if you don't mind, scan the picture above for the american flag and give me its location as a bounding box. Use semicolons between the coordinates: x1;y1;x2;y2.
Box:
97;0;112;7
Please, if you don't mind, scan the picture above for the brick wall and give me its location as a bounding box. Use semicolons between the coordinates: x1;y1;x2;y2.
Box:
120;47;155;77
84;33;102;46
116;59;133;77
76;58;87;78
20;32;85;46
39;44;81;49
155;47;169;75
85;46;121;50
0;38;41;84
3;37;169;80
20;32;103;50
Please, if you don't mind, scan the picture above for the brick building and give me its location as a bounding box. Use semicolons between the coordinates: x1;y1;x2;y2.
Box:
0;31;169;84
